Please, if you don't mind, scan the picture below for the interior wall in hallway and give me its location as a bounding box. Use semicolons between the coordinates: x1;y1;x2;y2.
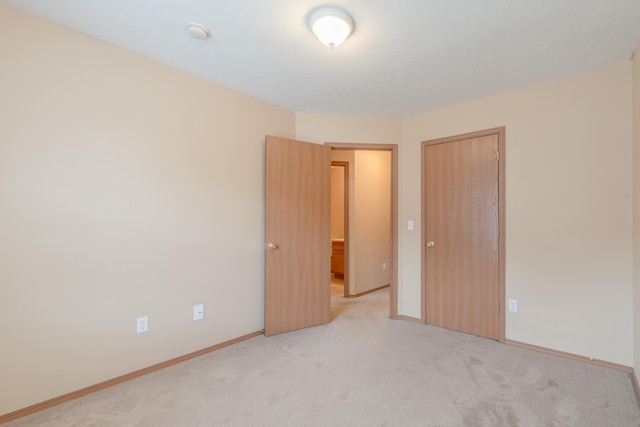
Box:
330;166;345;239
353;150;392;294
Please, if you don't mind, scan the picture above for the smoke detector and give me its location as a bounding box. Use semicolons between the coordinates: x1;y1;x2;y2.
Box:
185;22;211;40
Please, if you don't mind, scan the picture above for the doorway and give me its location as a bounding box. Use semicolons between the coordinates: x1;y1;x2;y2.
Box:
327;143;398;318
421;128;505;341
330;162;348;298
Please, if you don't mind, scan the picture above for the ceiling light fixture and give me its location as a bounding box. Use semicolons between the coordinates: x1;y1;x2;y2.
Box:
308;6;354;49
185;22;211;40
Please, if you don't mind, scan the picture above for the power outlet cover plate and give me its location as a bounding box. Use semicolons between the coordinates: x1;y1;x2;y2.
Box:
136;316;148;334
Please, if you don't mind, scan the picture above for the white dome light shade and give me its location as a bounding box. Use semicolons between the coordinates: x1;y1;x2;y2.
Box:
309;7;354;48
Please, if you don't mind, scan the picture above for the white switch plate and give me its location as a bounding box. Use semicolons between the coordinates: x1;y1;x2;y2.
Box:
508;299;518;313
383;262;387;271
408;220;414;231
193;304;204;321
136;316;148;334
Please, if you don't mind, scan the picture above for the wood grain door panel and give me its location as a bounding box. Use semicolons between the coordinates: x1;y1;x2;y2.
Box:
423;133;501;340
265;136;331;336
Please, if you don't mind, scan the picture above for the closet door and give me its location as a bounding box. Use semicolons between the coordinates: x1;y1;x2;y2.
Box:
422;129;504;340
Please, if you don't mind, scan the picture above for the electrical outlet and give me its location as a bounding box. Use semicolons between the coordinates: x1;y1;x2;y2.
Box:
193;304;204;321
136;316;148;334
508;299;518;313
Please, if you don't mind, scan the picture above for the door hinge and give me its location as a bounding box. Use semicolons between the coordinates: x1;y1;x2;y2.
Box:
498;303;501;313
495;150;500;161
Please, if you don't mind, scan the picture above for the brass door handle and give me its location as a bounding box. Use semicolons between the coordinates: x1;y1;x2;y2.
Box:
266;242;279;250
426;241;435;248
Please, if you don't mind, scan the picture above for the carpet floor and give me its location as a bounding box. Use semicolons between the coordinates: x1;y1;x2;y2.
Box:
6;288;640;426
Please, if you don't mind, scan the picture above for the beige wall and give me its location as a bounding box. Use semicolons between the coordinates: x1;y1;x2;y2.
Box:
0;4;295;414
403;63;634;365
295;113;403;145
353;150;392;294
633;40;640;379
330;166;345;239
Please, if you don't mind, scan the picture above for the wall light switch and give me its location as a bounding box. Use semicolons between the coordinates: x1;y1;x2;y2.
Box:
508;299;518;313
408;220;414;231
193;304;204;321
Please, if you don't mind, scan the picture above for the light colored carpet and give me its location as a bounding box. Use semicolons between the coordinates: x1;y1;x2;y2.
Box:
6;288;640;426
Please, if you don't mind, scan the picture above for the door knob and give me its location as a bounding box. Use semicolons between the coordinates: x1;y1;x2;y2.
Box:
426;241;435;248
266;242;279;250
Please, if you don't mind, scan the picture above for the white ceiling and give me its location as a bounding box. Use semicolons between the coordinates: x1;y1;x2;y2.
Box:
3;0;640;117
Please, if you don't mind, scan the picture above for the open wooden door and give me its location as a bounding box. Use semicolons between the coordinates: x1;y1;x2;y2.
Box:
264;135;331;336
422;128;505;341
